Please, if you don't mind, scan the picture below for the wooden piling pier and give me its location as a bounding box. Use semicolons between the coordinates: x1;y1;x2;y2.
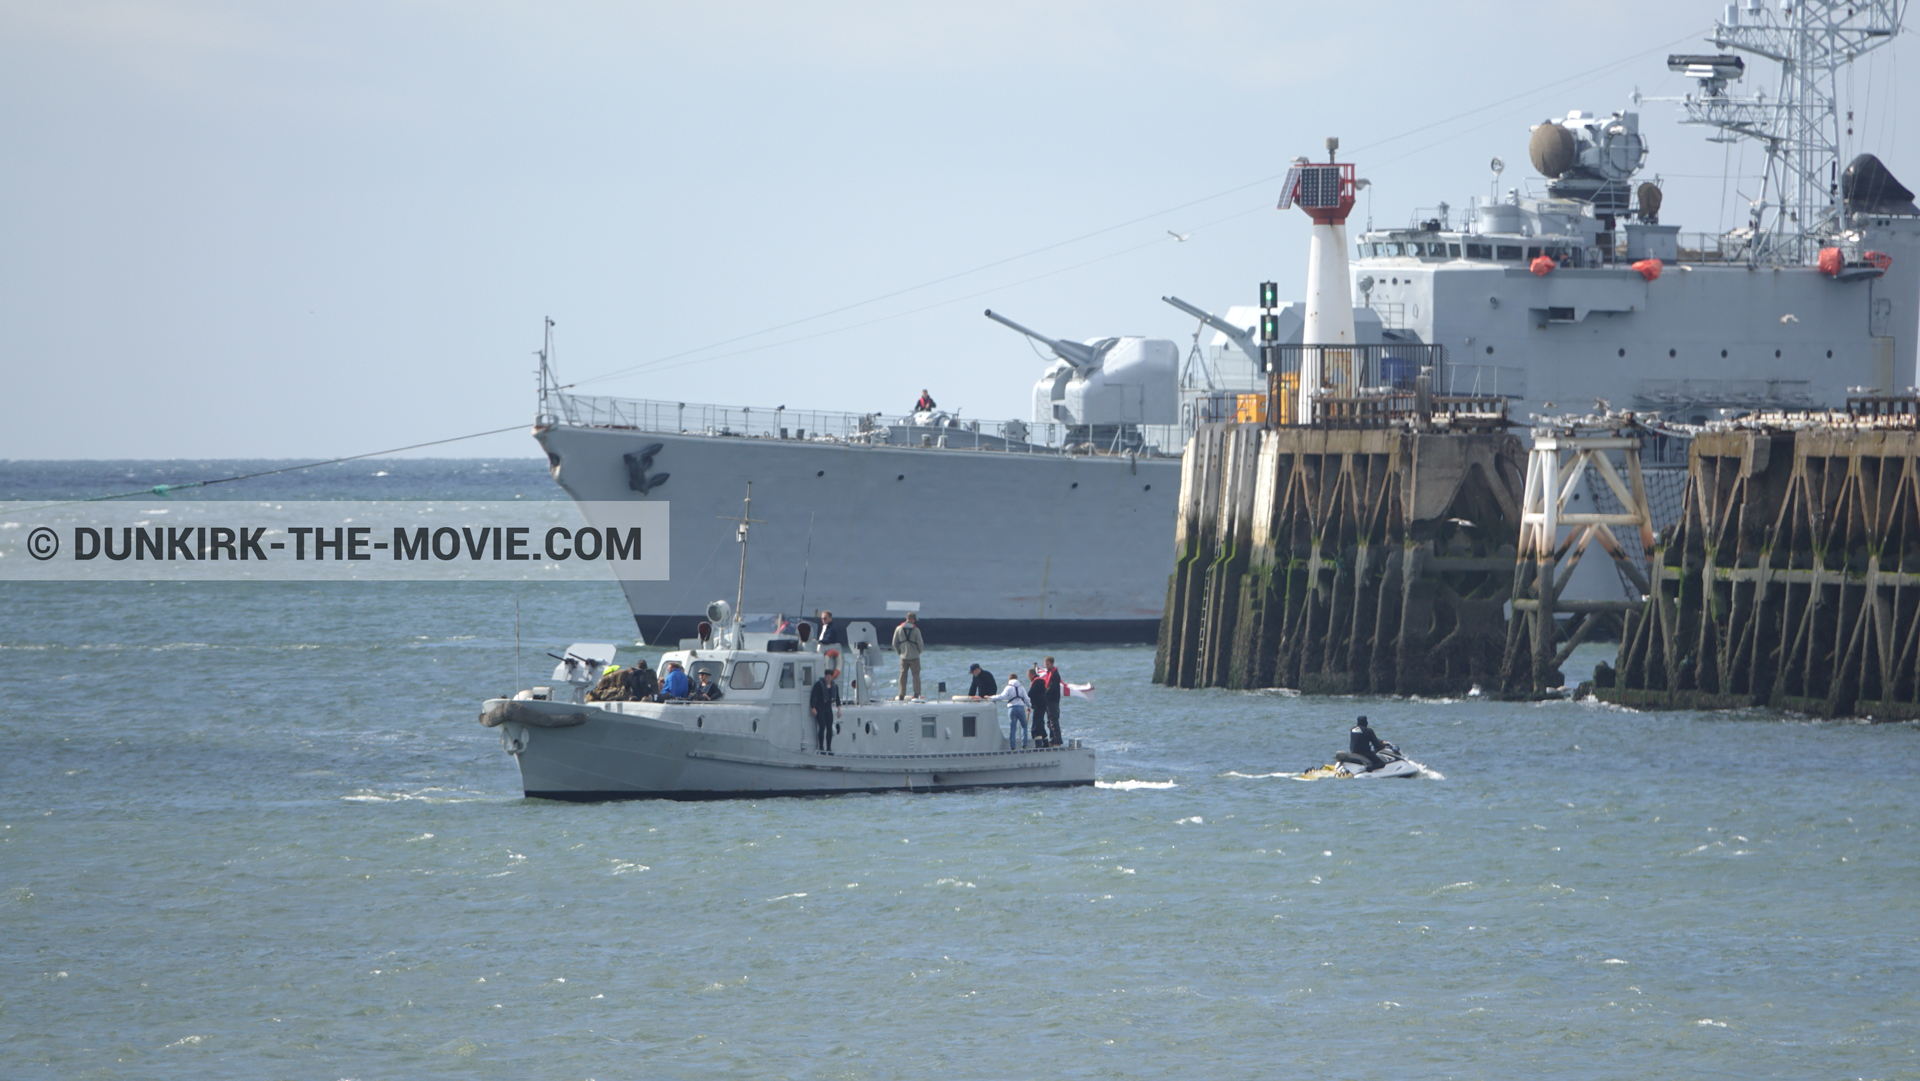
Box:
1600;408;1920;718
1155;420;1524;696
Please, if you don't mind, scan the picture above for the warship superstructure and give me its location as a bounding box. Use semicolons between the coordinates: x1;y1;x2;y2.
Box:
533;0;1917;643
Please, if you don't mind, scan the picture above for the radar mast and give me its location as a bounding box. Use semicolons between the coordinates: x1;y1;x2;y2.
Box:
1668;0;1904;264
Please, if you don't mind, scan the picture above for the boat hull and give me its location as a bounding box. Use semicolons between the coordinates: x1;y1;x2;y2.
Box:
492;698;1098;801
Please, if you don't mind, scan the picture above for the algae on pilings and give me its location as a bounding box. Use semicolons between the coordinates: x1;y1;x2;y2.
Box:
1598;427;1920;718
1159;425;1523;696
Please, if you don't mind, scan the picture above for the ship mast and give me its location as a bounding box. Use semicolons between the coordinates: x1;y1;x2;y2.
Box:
1671;0;1904;265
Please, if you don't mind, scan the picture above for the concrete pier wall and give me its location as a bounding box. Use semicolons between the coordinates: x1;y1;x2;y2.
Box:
1600;427;1920;718
1156;423;1524;696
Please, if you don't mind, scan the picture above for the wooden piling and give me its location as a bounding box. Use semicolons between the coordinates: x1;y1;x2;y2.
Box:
1599;425;1920;718
1159;422;1523;695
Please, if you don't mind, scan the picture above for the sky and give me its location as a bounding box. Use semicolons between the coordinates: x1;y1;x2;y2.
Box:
3;0;1915;460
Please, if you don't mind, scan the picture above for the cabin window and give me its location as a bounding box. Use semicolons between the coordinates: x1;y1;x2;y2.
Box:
1382;242;1400;256
779;662;795;688
1497;245;1522;260
801;664;814;685
1447;243;1461;257
921;717;937;739
1547;307;1576;322
962;715;977;738
729;661;769;690
1467;243;1492;259
689;660;723;683
1525;246;1541;260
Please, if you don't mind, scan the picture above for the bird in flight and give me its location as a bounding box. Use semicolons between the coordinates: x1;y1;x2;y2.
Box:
1167;230;1191;242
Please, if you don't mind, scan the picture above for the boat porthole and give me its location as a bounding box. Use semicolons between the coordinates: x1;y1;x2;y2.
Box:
1144;484;1151;491
1721;349;1728;358
1071;482;1079;489
897;474;904;481
865;722;873;734
1775;349;1782;357
1827;350;1833;358
816;470;825;477
751;719;758;732
1618;348;1626;357
893;720;900;732
1669;348;1677;357
696;717;703;728
1485;346;1494;355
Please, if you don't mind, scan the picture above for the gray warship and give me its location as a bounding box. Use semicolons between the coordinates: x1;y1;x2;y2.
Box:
532;0;1918;643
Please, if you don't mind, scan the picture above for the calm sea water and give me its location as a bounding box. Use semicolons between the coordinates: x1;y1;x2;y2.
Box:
3;460;1917;1080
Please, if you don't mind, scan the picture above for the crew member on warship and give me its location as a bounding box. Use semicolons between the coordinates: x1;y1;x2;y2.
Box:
1349;716;1386;770
893;613;925;699
915;389;937;412
810;668;842;753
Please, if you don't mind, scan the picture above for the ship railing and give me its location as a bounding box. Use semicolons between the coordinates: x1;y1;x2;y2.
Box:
541;390;1185;456
1262;344;1447;426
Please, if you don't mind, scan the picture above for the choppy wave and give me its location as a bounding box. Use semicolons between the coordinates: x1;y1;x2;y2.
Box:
1096;779;1177;790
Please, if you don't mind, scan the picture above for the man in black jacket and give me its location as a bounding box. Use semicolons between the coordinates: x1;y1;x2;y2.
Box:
817;610;848;650
966;663;996;698
810;668;842;753
1039;656;1065;747
1349;715;1385;770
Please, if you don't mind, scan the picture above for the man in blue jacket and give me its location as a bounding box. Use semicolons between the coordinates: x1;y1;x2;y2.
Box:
659;661;690;700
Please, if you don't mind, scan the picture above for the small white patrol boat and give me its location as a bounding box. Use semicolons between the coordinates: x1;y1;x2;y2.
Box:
479;486;1096;801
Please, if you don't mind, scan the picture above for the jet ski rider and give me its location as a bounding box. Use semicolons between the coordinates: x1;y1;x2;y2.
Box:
1349;715;1386;771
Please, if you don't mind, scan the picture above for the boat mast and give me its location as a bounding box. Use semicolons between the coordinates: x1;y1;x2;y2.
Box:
723;483;764;644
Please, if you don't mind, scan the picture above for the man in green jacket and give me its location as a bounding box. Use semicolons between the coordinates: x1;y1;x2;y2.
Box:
892;612;925;700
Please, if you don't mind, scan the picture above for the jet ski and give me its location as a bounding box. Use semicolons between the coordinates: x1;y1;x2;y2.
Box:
1302;742;1422;780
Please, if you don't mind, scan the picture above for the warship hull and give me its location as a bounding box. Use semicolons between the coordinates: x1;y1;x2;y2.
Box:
537;422;1180;645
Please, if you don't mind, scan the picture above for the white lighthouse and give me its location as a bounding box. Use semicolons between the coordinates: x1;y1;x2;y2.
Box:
1277;138;1359;422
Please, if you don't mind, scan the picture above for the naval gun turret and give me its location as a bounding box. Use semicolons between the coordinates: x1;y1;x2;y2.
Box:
1161;296;1261;367
983;309;1178;450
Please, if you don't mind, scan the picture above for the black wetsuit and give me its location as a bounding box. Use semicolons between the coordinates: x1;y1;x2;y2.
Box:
810;677;841;752
1349;724;1385;770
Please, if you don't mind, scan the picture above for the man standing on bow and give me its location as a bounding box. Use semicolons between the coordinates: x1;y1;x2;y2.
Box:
892;612;924;699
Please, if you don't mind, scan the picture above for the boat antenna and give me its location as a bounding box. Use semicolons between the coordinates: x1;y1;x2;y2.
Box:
514;595;522;693
796;510;815;620
719;483;764;642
